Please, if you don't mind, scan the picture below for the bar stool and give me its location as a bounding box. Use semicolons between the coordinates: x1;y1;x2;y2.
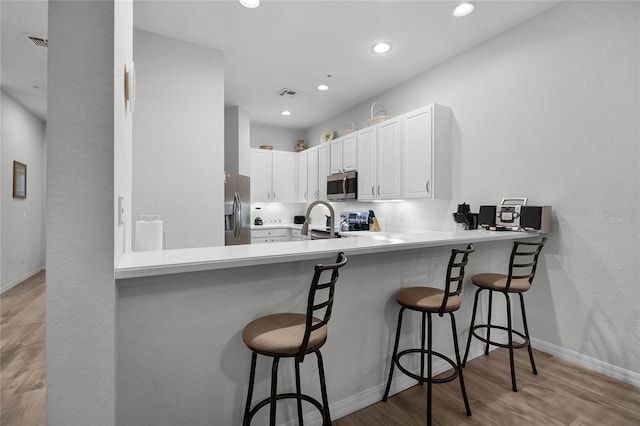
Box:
242;252;348;426
382;244;475;426
462;238;547;392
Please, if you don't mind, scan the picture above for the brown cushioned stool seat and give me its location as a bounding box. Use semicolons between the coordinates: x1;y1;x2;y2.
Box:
471;273;531;293
462;238;547;393
243;313;326;355
242;253;347;426
396;287;462;312
382;245;475;426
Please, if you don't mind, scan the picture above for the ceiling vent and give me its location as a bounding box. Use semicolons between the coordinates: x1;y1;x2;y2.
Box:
27;35;48;48
277;88;300;98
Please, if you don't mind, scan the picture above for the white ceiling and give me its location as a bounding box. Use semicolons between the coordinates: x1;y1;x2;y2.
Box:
1;0;559;128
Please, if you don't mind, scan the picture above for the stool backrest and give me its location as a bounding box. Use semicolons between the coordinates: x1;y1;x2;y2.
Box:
440;244;475;315
299;252;348;359
505;237;547;291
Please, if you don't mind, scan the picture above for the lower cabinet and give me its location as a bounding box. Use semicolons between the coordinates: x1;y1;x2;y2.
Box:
251;228;290;244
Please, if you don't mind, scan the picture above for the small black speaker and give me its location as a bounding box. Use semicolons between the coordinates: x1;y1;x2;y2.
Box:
478;205;497;228
520;206;552;233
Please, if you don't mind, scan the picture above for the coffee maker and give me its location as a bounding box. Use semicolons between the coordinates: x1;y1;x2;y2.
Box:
452;203;478;230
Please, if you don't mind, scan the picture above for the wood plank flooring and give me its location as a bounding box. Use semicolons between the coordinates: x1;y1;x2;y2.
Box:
1;271;639;425
1;271;46;426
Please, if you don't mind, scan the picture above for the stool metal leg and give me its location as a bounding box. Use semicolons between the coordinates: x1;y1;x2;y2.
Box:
462;288;482;366
383;307;406;401
505;293;517;392
449;312;471;416
243;352;258;426
315;350;331;426
426;312;433;426
485;290;493;356
270;357;280;425
420;312;426;386
295;358;304;426
519;293;538;375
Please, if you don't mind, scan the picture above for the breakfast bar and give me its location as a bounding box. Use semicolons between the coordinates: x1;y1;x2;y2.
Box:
116;230;541;425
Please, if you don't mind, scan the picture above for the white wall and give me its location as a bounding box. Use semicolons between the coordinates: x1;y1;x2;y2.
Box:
46;1;132;424
307;2;640;374
251;123;305;152
133;30;224;249
224;105;251;176
1;91;46;293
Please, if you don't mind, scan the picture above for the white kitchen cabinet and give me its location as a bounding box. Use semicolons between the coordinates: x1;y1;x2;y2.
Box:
251;228;290;244
250;149;296;203
317;144;330;200
308;146;319;201
297;150;308;202
290;228;311;241
402;104;451;199
330;133;357;174
356;118;401;200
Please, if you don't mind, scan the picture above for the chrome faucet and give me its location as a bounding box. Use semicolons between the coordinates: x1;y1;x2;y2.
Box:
301;200;335;238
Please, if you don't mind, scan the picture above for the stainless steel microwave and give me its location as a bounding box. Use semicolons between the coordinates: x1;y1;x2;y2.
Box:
327;171;357;200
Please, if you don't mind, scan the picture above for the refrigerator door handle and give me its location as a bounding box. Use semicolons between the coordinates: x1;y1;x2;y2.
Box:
233;192;240;240
236;192;243;240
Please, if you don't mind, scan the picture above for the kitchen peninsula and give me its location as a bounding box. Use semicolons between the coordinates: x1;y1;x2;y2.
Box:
116;229;541;425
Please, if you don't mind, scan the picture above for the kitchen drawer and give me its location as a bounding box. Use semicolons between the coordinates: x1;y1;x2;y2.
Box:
252;228;289;238
270;236;290;243
251;237;271;244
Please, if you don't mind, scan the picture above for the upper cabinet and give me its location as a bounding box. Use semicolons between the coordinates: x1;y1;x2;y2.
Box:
401;104;451;200
357;117;402;201
317;144;330;200
250;149;296;203
330;133;357;174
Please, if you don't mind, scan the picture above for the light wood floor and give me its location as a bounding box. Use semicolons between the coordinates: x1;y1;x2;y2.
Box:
1;272;639;425
0;271;46;426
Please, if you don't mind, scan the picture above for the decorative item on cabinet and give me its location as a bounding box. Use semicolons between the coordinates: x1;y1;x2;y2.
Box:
368;102;390;126
340;121;356;136
259;145;273;150
295;139;306;152
320;129;334;144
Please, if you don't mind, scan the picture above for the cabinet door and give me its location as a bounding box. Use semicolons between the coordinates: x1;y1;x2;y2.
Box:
330;138;343;174
297;150;309;202
377;118;402;199
402;106;433;199
250;149;272;202
317;144;330;200
342;133;357;171
307;147;319;200
357;127;377;201
272;151;296;202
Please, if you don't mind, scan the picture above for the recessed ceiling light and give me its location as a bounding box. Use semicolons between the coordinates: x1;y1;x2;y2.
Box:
317;84;329;91
281;110;291;116
372;42;391;54
239;0;260;9
453;2;475;17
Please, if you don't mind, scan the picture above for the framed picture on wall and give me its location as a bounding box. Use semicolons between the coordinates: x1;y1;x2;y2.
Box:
13;161;27;199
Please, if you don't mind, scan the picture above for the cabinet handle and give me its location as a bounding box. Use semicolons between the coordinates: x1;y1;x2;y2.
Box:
315;190;319;199
377;185;381;196
267;191;270;200
304;191;307;201
272;192;276;200
426;180;430;194
371;186;375;196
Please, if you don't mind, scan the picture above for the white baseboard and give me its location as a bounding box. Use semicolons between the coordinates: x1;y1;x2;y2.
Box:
0;266;44;295
531;337;640;388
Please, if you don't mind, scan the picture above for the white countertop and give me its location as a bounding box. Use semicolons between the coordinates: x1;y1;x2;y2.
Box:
116;229;542;279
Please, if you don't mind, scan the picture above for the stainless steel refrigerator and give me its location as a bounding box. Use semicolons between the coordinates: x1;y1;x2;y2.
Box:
224;173;251;245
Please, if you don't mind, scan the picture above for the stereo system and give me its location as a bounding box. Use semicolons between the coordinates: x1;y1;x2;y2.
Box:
478;203;551;233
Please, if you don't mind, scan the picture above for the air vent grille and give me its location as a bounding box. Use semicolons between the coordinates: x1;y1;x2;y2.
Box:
27;35;48;48
277;88;300;98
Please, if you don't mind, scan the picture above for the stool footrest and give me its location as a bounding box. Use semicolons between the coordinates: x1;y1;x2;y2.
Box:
246;392;327;425
471;324;529;349
395;348;460;384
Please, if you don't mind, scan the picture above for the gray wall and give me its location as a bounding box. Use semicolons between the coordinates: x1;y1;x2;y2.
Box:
224;105;251;176
307;2;640;373
133;30;225;249
1;91;46;293
46;0;133;424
